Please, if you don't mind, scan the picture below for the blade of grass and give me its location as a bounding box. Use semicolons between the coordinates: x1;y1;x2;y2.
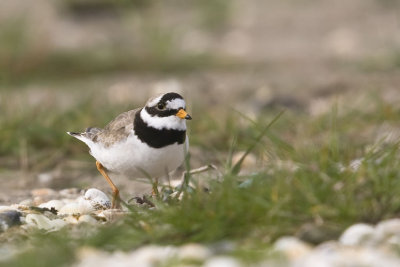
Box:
230;110;285;175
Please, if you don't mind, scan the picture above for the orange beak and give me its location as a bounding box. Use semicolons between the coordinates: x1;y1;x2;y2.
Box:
176;109;192;120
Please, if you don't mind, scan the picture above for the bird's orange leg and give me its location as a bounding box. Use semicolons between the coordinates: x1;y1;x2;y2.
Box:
96;161;120;208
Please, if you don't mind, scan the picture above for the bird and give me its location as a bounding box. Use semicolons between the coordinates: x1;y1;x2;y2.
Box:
67;92;192;207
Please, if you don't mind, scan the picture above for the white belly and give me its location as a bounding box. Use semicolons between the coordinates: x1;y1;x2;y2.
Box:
88;131;187;178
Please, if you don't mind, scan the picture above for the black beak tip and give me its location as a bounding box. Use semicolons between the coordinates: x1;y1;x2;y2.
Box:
185;114;192;120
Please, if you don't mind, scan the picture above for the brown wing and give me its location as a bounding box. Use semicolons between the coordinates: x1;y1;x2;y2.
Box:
93;108;140;147
103;108;139;132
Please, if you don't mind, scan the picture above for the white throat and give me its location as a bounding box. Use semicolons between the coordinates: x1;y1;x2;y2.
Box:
140;109;187;131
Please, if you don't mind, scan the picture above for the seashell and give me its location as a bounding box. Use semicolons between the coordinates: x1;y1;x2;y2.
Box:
84;188;111;210
25;214;67;231
339;223;375;246
0;210;22;231
39;200;65;211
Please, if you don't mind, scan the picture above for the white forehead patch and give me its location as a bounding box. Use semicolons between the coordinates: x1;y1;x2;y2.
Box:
166;98;186;110
146;95;163;107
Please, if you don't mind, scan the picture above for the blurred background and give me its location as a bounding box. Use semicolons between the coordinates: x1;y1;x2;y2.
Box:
1;0;399;204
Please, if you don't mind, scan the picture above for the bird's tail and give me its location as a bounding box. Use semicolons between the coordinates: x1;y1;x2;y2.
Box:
67;131;91;144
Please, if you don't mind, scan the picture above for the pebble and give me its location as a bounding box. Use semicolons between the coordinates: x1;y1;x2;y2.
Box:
374;219;400;244
0;210;22;231
84;188;111;210
58;199;94;215
39;200;66;211
77;215;98;225
339;223;375;246
25;214;67;231
37;172;54;184
76;246;179;267
274;236;312;260
231;152;257;172
204;256;242;267
63;214;98;225
177;243;212;261
97;209;126;222
18;199;35;206
296;242;400;267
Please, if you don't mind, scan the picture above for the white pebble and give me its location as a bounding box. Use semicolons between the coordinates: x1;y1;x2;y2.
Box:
39;200;65;211
297;243;400;267
78;215;98;224
274;236;312;260
204;256;242;267
339;223;375;246
63;215;79;224
84;189;111;210
58;199;94;215
0;206;17;212
178;243;211;260
63;215;98;225
25;214;67;231
129;245;178;265
374;219;400;244
18;199;34;206
97;210;126;222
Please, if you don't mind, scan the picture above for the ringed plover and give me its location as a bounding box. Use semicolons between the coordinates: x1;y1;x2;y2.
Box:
67;92;192;207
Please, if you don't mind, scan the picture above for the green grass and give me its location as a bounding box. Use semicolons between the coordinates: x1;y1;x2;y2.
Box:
2;91;400;266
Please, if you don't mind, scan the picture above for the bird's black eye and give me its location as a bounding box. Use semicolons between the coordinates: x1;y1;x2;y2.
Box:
157;103;166;110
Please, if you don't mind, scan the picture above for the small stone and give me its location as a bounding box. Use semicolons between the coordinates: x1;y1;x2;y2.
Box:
63;215;80;224
37;172;53;184
0;210;22;231
204;256;242;267
63;214;99;225
0;206;17;212
97;210;126;222
178;243;212;261
39;200;65;211
25;214;67;231
231;152;257;171
129;245;178;265
58;199;94;215
274;236;312;260
76;247;107;267
84;188;111;210
19;199;34;206
78;215;98;224
297;242;400;267
339;223;375;246
374;219;400;244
